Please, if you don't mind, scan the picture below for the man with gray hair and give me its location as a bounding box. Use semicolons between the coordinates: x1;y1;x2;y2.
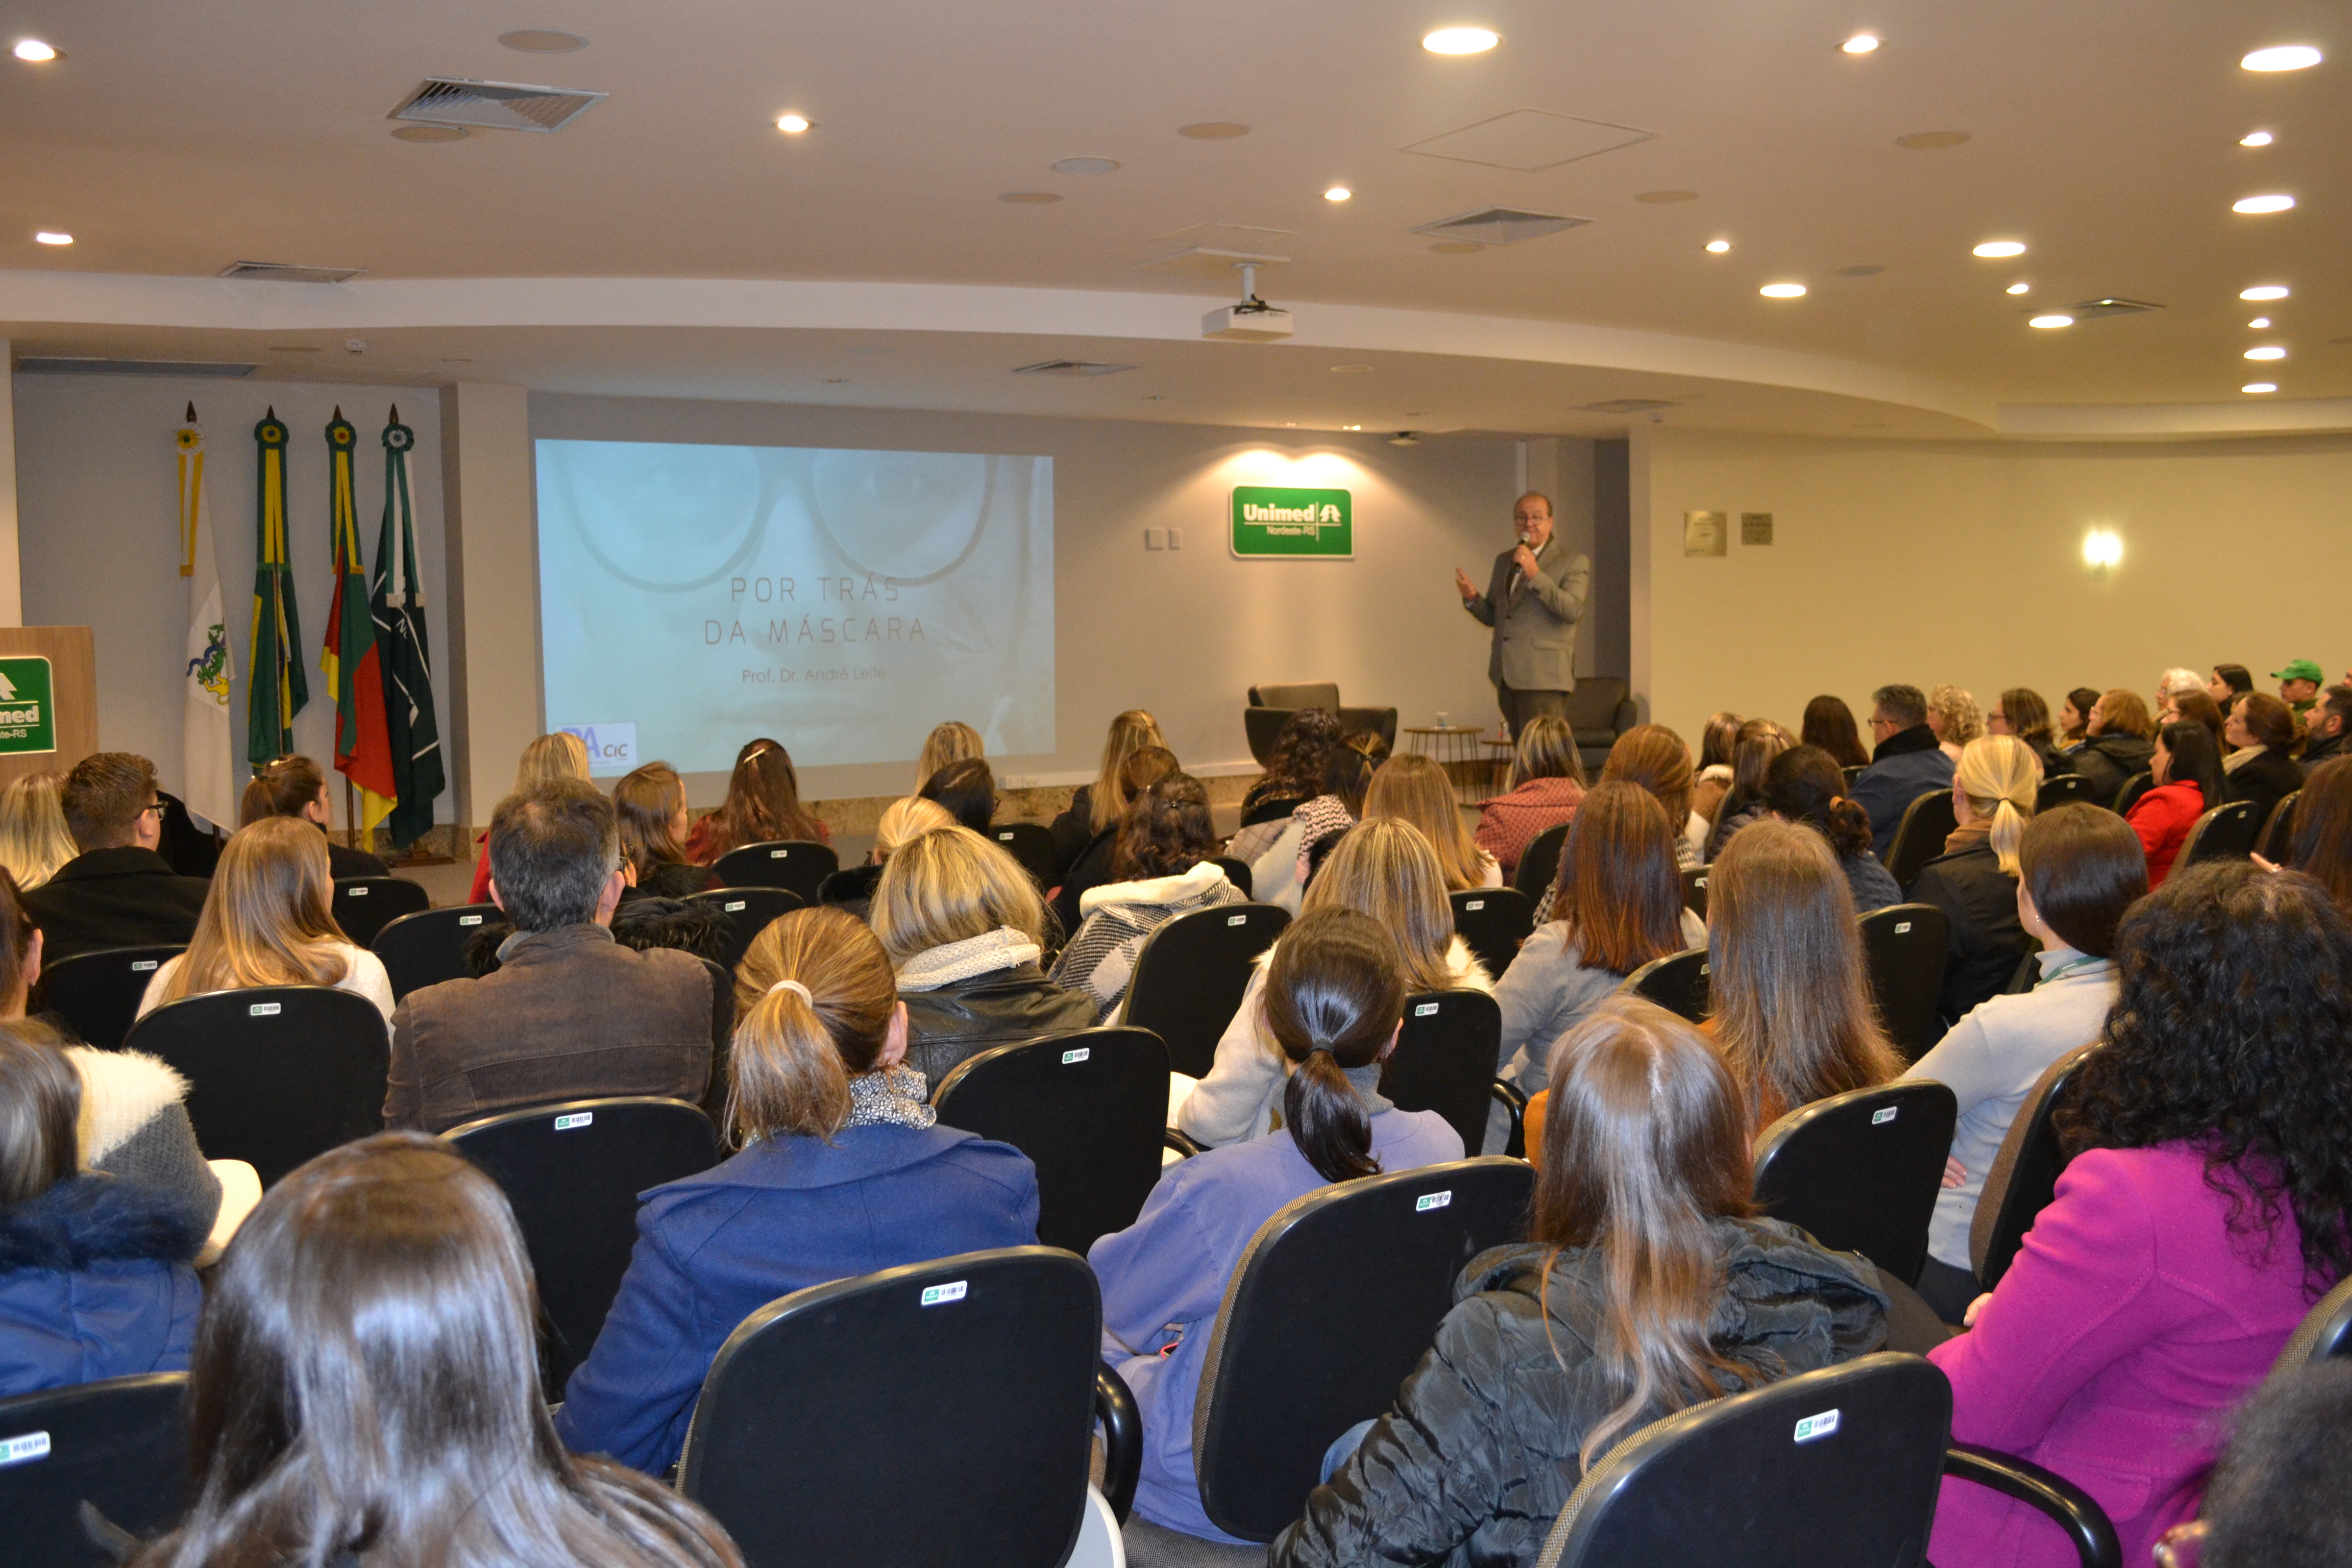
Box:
384;777;713;1133
1849;683;1956;859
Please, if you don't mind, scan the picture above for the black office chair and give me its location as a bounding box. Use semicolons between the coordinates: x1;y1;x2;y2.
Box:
679;1247;1132;1564
2113;770;2154;816
1535;1354;1950;1568
2178;799;2261;867
1382;990;1504;1155
122;987;389;1186
1514;823;1569;900
1752;1081;1958;1286
931;1027;1170;1255
1970;1043;2098;1293
684;886;803;974
2260;791;2299;863
1449;887;1533;979
445;1096;719;1395
329;875;431;947
2036;773;2101;811
0;1372;189;1568
2274;1272;2352;1372
371;903;499;1000
1120;902;1290;1077
34;944;183;1049
1842;763;1868;786
698;955;736;1125
1883;788;1959;891
1191;1158;1535;1542
710;839;839;904
1212;855;1255;900
1620;947;1709;1023
990;822;1058;885
1857;903;1952;1063
1681;864;1712;920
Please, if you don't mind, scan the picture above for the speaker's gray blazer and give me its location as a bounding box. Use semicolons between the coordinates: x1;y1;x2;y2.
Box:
1462;538;1590;693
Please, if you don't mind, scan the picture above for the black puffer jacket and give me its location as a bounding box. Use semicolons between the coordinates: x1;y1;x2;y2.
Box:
2069;733;2154;806
902;964;1098;1091
1269;1219;1888;1568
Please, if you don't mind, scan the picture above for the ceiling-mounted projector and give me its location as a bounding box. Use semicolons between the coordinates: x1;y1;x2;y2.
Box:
1204;263;1293;342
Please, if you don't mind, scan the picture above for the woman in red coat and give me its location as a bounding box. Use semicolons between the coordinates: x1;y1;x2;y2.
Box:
2125;719;2222;887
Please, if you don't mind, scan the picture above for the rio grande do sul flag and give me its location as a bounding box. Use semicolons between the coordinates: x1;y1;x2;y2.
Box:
319;409;396;831
175;405;237;830
246;408;307;766
372;407;445;849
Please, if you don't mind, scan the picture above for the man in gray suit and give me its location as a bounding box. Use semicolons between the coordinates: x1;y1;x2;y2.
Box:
1454;491;1591;737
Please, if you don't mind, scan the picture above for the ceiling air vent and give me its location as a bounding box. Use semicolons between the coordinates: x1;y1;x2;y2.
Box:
218;260;366;284
1411;207;1589;248
1577;398;1682;415
1013;360;1139;377
389;77;605;133
2061;298;2164;320
17;358;258;378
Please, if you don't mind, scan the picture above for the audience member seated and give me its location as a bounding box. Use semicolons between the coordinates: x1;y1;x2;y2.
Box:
24;752;213;962
817;795;955;921
556;909;1037;1476
1703;718;1794;862
1690;709;1743;824
1178;819;1491;1148
1850;684;1957;857
1050;773;1241;1020
1801;693;1871;771
1249;734;1382;913
1233;707;1343;856
873;825;1094;1088
1929;683;1985;763
684;740;829;865
240;753;388;878
1908;735;2041;1026
386;780;713;1133
2057;685;2101;750
1762;745;1902;912
0;1025;202;1396
1094;908;1462;1544
1927;862;2352;1568
1707;819;1901;1136
2128;718;2225;889
1597;723;1705;872
2171;689;2226;752
2223;691;2304;830
2296;682;2350;767
1051;744;1178;935
1048;708;1164;881
917;755;997;836
1904;805;2144;1322
1365;752;1499;890
614;762;720;900
468;731;590;902
2067;688;2157;804
2154;666;2205;722
2275;659;2325;721
2280;755;2350;918
1988;688;2073;778
136;1133;742;1568
2205;662;2255;721
1270;997;1888;1568
2188;1362;2352;1568
1473;714;1585;883
0;771;81;892
134;818;395;1028
913;719;984;794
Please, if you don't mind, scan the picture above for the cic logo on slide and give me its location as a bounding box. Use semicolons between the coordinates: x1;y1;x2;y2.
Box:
558;723;638;778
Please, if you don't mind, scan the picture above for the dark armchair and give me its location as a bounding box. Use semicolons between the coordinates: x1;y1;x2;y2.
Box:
1562;676;1638;773
1244;682;1399;767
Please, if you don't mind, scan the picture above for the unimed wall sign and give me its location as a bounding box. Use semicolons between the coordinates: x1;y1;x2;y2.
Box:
1229;486;1352;558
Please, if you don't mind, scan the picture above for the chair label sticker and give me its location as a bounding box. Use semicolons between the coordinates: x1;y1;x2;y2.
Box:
726;900;747;912
459;914;484;925
770;848;789;859
1414;1002;1440;1017
349;885;370;896
251;1002;281;1016
1062;1047;1091;1064
1895;921;1911;934
1416;1191;1453;1212
1228;914;1247;925
1464;899;1484;911
1871;1107;1898;1125
0;1429;48;1466
1793;1408;1840;1443
132;959;158;971
921;1281;968;1307
554;1112;594;1131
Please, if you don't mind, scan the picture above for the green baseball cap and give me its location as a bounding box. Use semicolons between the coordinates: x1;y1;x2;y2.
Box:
2273;658;2324;683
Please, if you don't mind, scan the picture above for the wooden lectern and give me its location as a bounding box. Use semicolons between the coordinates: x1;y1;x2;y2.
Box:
0;627;99;791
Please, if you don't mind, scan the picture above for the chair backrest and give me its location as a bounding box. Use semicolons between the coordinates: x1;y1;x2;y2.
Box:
1515;822;1570;899
445;1096;720;1395
1250;681;1341;713
710;839;839;903
1120;902;1290;1078
0;1372;190;1567
990;822;1058;885
1856;903;1952;1063
2035;773;2102;811
370;902;499;999
1882;788;1958;891
2272;1273;2352;1374
1534;1354;1951;1568
1752;1081;1958;1286
1450;887;1534;979
931;1027;1170;1255
2179;799;2261;867
684;886;804;974
1192;1157;1535;1541
328;875;431;947
122;986;389;1186
1969;1042;2098;1290
2260;790;2299;862
1382;990;1505;1155
34;944;184;1049
679;1248;1099;1568
1681;864;1711;920
1620;946;1709;1023
2113;770;2154;816
1842;763;1867;786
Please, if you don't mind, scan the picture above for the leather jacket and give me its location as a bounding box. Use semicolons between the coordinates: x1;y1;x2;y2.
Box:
902;963;1098;1091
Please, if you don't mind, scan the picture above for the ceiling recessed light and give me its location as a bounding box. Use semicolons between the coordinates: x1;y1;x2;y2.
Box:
1758;282;1807;298
1704;238;1731;253
1342;424;1362;431
2006;281;2031;295
2249;316;2272;329
2245;345;2287;360
497;29;587;53
1895;130;1970;150
1330;364;1372;373
1177;121;1250;139
998;191;1061;204
1972;240;2027;258
1324;186;1352;202
1422;27;1500;54
33;231;71;246
2233;193;2295;213
2241;45;2322;71
2240;130;2274;147
1841;33;1880;53
13;39;57;61
2242;382;2278;394
2241;285;2290;300
775;114;811;134
2029;314;2074;328
1634;190;1698;204
1051;156;1120;176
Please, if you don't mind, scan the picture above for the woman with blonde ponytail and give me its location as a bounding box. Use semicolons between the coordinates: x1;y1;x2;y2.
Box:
1092;908;1461;1544
1909;734;2041;1026
555;907;1039;1476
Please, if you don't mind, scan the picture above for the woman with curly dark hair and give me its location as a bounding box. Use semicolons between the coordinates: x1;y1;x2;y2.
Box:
1926;861;2352;1568
1238;708;1344;833
1048;772;1241;1020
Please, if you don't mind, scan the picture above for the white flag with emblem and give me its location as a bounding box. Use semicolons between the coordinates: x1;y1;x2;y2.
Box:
178;408;237;831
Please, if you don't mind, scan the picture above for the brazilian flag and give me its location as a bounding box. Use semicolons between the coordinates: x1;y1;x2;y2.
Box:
247;409;307;765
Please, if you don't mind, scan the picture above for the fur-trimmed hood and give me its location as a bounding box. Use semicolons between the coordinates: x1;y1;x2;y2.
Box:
0;1173;205;1273
63;1045;189;1167
464;897;730;975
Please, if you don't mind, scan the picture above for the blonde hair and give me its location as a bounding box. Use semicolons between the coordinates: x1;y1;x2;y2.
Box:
0;774;76;891
915;722;983;793
1955;734;2041;875
1928;685;1984;746
1364;753;1491;892
162;818;352;1003
1301;818;1458;993
872;796;957;863
1090;710;1167;835
727;908;898;1145
1510;715;1586;790
870;826;1046;963
516;732;590;790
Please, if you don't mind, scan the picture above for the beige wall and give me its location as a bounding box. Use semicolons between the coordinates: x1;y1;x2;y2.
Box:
1636;427;2352;748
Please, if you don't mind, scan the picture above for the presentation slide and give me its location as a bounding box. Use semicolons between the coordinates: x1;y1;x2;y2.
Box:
536;439;1055;776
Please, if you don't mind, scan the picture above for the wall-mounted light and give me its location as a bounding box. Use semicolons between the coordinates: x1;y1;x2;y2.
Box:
2081;527;2123;571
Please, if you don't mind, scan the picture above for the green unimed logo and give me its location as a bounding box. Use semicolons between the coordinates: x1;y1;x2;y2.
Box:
1230;486;1353;558
0;657;57;756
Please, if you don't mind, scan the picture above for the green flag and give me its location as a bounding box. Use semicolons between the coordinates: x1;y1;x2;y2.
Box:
246;408;306;766
372;409;445;848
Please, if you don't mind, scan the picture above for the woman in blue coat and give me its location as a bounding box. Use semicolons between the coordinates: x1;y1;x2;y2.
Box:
555;908;1039;1475
1089;907;1463;1543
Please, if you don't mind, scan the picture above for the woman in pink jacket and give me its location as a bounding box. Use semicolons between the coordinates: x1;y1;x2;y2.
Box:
1927;860;2352;1567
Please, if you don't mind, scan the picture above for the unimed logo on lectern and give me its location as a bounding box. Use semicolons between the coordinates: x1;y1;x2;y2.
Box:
0;658;57;755
1229;486;1353;559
